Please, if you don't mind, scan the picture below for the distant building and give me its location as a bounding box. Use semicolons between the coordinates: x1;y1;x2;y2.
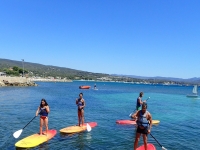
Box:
0;72;6;76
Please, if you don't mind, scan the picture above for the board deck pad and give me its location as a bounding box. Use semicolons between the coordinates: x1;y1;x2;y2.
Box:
15;129;57;148
60;122;97;134
136;143;156;150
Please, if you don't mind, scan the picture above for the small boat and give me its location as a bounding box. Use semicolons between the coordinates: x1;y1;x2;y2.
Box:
79;85;90;89
186;85;198;98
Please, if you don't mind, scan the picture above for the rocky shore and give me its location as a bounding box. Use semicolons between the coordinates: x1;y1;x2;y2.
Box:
0;77;37;87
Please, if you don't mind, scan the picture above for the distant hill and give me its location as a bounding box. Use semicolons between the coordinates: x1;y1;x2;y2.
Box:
0;58;199;84
111;74;200;84
0;58;109;80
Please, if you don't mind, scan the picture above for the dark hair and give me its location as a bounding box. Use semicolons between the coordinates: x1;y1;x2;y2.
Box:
79;93;83;96
139;92;143;97
40;98;48;107
142;102;147;109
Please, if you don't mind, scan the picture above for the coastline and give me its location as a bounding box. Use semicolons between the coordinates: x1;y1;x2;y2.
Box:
0;77;73;86
31;78;72;82
0;76;37;87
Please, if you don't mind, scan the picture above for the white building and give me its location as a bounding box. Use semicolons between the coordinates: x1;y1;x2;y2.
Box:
0;72;6;76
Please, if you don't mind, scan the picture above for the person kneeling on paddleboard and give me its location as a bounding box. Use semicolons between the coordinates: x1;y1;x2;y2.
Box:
76;93;85;126
36;99;50;135
134;102;152;150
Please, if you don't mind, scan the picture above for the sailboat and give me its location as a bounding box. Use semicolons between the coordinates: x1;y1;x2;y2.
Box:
186;85;198;98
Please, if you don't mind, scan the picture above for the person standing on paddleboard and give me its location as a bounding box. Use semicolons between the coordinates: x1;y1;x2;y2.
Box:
134;102;152;150
94;84;97;89
136;92;146;111
36;99;50;135
76;93;85;126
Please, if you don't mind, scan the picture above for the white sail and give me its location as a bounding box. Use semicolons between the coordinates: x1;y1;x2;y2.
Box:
192;85;198;94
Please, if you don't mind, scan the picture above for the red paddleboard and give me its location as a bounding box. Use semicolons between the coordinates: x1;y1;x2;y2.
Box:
116;120;136;125
137;143;156;150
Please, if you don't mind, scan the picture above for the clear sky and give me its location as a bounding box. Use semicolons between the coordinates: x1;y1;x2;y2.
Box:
0;0;199;79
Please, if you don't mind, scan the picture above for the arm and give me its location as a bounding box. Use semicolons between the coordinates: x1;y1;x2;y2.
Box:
148;113;152;134
36;107;40;116
131;110;139;119
82;99;85;109
138;97;143;104
76;98;78;105
45;105;50;113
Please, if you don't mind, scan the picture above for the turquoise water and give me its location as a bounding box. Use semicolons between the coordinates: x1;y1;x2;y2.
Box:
0;81;199;150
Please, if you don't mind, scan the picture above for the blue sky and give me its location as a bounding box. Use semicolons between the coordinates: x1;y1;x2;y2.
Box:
0;0;199;79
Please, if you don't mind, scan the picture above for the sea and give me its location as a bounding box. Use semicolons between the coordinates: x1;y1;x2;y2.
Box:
0;81;199;150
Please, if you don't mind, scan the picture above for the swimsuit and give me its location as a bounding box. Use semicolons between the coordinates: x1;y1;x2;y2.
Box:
40;107;48;119
77;98;84;110
40;116;47;120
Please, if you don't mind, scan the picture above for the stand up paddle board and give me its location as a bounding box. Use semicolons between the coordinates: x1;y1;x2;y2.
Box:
60;122;97;134
116;120;136;125
116;120;160;125
15;129;57;148
136;143;156;150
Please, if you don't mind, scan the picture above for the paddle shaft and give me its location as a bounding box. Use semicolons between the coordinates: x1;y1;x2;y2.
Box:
150;133;166;149
23;116;37;129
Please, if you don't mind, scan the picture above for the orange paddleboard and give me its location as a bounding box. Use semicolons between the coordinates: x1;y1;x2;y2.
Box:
15;129;57;148
60;122;97;134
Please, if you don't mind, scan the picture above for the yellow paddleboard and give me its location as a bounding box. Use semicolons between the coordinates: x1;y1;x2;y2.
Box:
15;129;57;148
60;122;97;134
152;120;160;124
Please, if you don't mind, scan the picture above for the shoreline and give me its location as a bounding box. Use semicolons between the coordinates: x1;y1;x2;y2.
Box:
0;76;37;86
31;78;72;82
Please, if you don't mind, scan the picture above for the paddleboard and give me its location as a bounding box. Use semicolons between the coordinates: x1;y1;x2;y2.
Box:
60;122;97;134
136;143;156;150
152;120;160;124
15;129;57;148
116;120;160;125
116;120;136;125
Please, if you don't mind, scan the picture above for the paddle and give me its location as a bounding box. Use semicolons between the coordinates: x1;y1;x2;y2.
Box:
129;97;150;117
13;116;37;138
150;133;167;150
86;123;91;132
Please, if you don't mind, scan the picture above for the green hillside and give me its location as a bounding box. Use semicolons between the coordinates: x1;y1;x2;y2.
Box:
0;58;109;80
0;58;199;84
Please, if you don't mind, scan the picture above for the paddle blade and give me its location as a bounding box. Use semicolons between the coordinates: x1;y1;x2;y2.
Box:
162;146;167;150
86;123;92;132
13;129;23;138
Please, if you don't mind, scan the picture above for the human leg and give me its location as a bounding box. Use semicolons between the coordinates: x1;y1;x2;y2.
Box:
81;109;84;126
78;110;81;126
40;118;44;135
44;117;48;135
134;132;141;150
142;134;148;150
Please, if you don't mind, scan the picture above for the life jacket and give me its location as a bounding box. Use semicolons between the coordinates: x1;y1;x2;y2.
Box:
40;107;48;116
136;110;149;128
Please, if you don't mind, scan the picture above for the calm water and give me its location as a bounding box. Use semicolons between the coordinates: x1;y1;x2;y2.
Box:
0;81;199;150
